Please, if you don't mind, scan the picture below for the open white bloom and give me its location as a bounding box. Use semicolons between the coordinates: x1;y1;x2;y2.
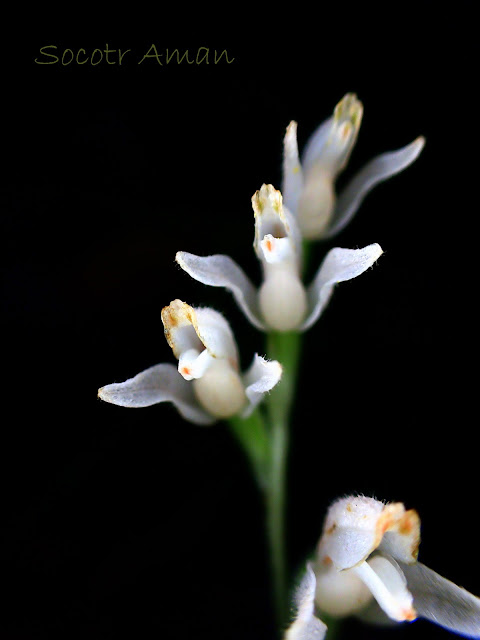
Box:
284;564;327;640
314;495;480;638
283;93;425;240
176;184;383;332
98;299;282;424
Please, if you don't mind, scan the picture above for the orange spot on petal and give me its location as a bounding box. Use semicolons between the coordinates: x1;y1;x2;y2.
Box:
402;608;417;621
399;517;413;535
382;519;393;534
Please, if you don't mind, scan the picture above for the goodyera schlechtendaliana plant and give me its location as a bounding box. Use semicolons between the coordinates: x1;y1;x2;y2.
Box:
284;496;480;640
98;93;434;637
98;299;282;423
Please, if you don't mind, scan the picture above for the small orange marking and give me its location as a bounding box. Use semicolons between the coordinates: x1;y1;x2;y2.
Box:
346;504;353;512
326;523;336;535
265;239;273;252
402;608;417;621
378;512;394;535
162;307;175;326
382;519;392;534
342;123;352;140
323;555;333;566
399;517;413;535
374;510;396;545
182;367;191;377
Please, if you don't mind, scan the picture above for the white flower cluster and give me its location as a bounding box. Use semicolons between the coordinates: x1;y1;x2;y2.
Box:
99;93;422;419
176;93;424;333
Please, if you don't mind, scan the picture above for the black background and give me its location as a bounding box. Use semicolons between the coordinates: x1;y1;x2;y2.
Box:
2;8;479;639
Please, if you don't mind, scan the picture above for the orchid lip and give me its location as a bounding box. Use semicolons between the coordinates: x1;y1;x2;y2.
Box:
260;234;294;265
178;347;215;380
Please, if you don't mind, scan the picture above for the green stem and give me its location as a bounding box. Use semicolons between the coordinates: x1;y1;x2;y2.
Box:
228;409;269;490
228;329;305;632
322;614;341;640
264;330;303;629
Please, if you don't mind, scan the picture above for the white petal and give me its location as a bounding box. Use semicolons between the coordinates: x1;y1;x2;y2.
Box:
285;564;327;640
282;121;304;217
252;184;303;271
325;136;425;239
161;300;203;358
302;94;363;176
301;116;335;175
316;496;419;571
176;252;265;330
194;306;239;363
241;354;282;417
283;205;304;269
301;244;383;331
260;234;295;265
317;496;386;570
379;509;421;565
296;165;335;241
252;184;286;257
400;561;480;638
354;555;416;622
97;363;215;425
162;300;239;371
178;348;214;380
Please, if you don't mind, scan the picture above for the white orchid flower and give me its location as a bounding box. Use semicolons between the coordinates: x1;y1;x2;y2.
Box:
283;93;425;240
284;564;327;640
98;299;282;424
176;184;383;332
313;495;480;638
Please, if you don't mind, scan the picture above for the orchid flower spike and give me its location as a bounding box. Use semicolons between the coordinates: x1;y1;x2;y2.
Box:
98;299;282;424
284;564;327;640
313;495;480;638
283;93;425;240
176;184;383;332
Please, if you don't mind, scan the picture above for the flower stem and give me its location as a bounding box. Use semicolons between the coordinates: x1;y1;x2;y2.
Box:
228;331;303;632
228;409;269;490
265;330;303;629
